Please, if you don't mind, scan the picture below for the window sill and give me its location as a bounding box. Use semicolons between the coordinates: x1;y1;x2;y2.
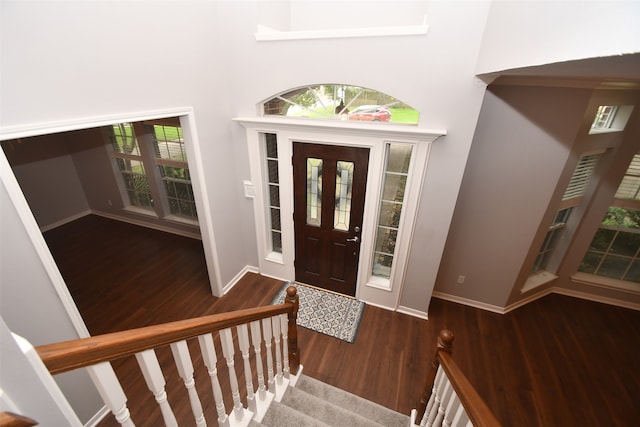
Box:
255;16;428;41
164;214;199;228
522;271;558;293
123;206;158;218
571;272;640;295
265;252;284;265
366;276;392;292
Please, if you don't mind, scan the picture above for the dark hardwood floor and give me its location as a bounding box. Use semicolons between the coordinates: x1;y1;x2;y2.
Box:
44;215;640;426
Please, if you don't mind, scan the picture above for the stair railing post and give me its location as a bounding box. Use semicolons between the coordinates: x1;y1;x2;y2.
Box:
417;329;454;417
284;286;300;375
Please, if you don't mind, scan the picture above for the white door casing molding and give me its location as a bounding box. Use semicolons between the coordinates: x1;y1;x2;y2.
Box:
0;107;224;340
235;116;445;310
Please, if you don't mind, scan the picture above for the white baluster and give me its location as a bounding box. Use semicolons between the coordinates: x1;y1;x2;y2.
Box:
86;363;135;427
198;333;229;427
421;366;444;426
450;401;470;427
249;320;274;423
249;321;267;400
271;315;290;401
261;317;276;396
237;324;256;414
433;380;454;427
443;389;462;427
170;340;206;427
135;349;177;427
271;315;283;384
279;314;290;379
220;328;253;426
427;368;449;427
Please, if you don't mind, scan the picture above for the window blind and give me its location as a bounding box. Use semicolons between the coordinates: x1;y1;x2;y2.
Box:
615;154;640;200
562;153;602;201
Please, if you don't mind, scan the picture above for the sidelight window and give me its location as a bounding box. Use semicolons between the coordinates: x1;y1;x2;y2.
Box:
372;144;413;279
264;133;282;253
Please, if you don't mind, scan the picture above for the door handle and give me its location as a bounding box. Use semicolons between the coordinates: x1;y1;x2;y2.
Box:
346;236;359;243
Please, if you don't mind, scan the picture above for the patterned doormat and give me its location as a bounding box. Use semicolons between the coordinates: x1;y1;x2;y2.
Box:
270;282;365;343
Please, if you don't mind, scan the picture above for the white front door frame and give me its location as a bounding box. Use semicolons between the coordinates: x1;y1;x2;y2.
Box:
236;116;445;310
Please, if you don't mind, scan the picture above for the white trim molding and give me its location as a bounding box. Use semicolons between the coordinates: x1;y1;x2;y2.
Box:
235;116;445;311
256;15;429;41
433;286;640;315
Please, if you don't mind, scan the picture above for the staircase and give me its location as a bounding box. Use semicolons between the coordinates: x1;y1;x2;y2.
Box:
252;375;409;427
27;286;501;427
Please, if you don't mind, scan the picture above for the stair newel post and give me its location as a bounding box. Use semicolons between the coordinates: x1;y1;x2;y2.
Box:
418;330;454;417
284;285;300;375
197;334;229;427
169;340;206;427
237;324;257;415
134;349;178;427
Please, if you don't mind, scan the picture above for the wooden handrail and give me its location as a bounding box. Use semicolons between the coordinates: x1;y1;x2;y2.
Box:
438;352;501;427
36;287;300;376
0;412;38;427
417;330;501;427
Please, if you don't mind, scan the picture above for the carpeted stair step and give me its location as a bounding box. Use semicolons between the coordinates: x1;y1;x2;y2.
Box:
278;385;385;427
260;400;331;427
295;375;410;427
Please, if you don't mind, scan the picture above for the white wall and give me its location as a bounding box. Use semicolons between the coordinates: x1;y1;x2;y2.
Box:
2;135;90;228
0;0;251;289
0;318;83;426
476;0;640;77
221;0;493;314
435;85;593;307
0;164;103;422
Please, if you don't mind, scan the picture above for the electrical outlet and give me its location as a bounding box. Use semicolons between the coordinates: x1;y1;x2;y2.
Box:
457;275;465;285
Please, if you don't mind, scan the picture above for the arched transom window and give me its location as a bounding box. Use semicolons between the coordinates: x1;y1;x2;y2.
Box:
263;84;419;125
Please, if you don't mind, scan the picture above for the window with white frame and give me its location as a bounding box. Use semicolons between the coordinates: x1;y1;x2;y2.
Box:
531;152;603;274
264;133;282;254
263;84;419;125
110;123;154;211
109;120;198;223
579;154;640;283
372;143;413;279
591;105;618;130
152;123;197;220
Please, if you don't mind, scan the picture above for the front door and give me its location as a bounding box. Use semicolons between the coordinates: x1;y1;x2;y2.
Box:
293;142;369;296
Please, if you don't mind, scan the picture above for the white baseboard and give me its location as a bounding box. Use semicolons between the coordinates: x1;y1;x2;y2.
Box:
223;265;259;295
396;305;429;320
431;291;507;314
39;210;92;232
552;287;640;311
84;405;109;427
91;210;201;239
432;286;640;314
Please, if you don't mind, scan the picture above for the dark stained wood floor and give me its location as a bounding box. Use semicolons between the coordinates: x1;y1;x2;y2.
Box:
44;215;640;426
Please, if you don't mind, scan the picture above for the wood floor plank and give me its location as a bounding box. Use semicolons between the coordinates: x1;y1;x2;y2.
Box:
43;215;640;426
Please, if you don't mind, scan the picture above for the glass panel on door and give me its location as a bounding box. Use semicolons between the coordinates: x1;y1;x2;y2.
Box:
306;157;323;226
334;161;354;231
